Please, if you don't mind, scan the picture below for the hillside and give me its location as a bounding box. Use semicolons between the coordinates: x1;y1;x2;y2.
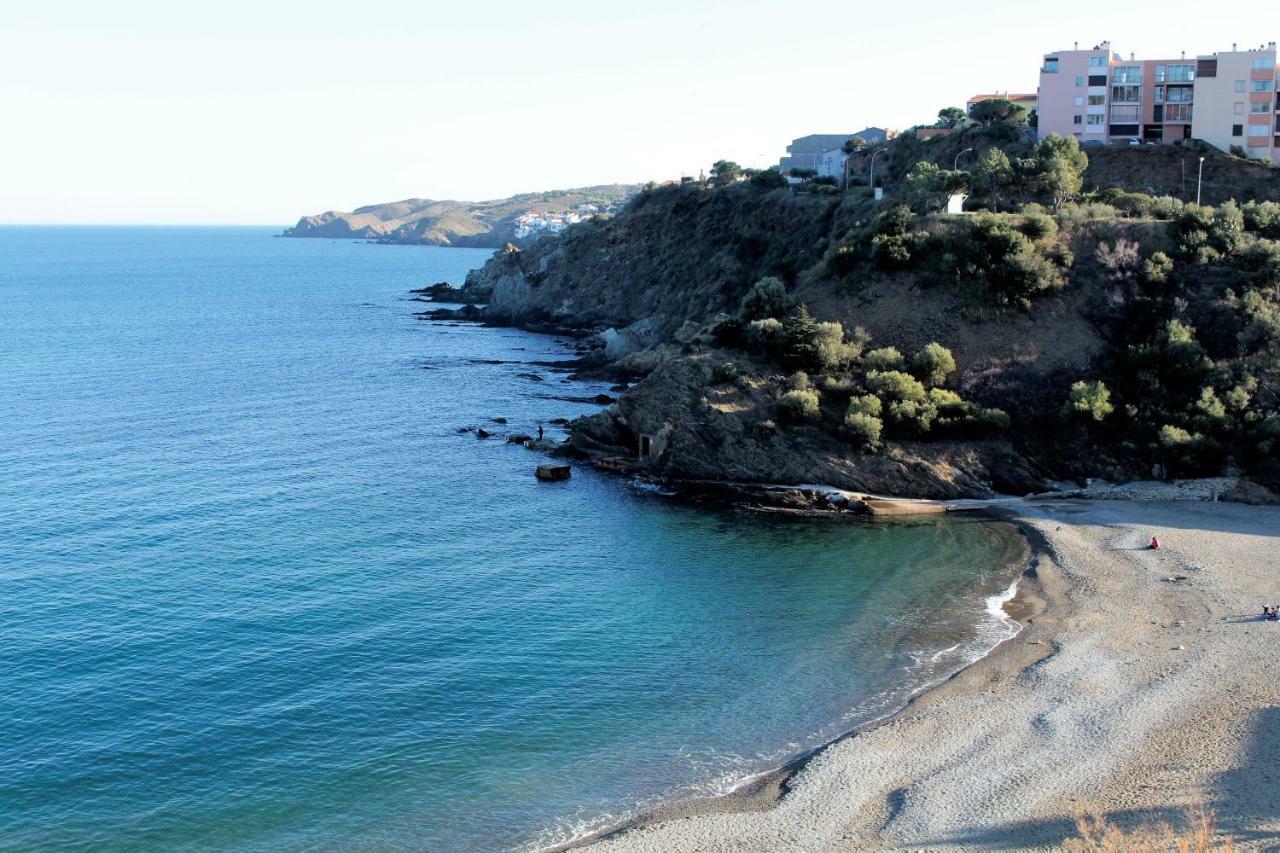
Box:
459;129;1280;501
282;185;639;248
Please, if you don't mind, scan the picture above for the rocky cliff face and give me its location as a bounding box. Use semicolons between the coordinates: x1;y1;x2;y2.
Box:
460;183;1119;497
470;184;834;342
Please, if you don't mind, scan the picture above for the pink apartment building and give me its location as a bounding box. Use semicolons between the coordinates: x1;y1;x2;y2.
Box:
1037;41;1280;164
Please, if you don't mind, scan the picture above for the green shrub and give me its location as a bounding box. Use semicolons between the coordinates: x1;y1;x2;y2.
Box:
739;276;790;321
863;346;905;372
1018;212;1058;241
886;399;937;435
866;369;928;403
749;168;789;190
711;362;740;383
788;370;811;390
910;342;957;387
781;306;820;368
813;321;861;371
843;411;883;448
744;317;785;351
774;388;821;423
1242;200;1280;239
1062;380;1114;422
1159;424;1195;446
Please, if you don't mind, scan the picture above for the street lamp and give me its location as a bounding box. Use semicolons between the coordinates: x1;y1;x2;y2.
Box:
1196;156;1206;206
953;147;975;170
869;147;888;197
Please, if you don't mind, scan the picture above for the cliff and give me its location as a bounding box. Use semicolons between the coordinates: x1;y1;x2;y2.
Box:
458;137;1280;500
282;185;639;248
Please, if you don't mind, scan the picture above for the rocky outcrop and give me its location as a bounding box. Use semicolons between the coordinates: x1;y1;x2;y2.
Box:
568;353;1050;499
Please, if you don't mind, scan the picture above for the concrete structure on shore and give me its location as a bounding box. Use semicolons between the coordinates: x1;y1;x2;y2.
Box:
1037;41;1279;162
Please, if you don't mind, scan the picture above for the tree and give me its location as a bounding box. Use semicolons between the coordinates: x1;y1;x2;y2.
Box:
750;168;788;190
1035;134;1088;208
971;148;1012;210
904;162;967;213
863;346;904;372
781;305;820;368
1062;380;1114;422
710;160;743;186
841;135;868;189
969;98;1027;127
739;276;790;321
937;106;966;128
790;168;817;184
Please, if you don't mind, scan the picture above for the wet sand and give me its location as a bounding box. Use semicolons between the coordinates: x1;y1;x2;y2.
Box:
585;499;1280;850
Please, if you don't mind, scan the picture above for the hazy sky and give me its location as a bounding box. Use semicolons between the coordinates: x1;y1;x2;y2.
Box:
0;1;1259;224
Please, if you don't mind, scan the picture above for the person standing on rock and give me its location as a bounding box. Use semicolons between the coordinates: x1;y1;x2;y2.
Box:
538;422;544;442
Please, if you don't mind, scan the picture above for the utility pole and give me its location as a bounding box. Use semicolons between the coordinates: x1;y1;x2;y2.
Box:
953;147;974;170
869;147;888;198
1196;156;1206;206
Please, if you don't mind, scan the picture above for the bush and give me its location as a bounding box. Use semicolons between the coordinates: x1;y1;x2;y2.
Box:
813;321;861;371
788;370;811;390
749;168;789;190
886;399;936;435
1242;200;1280;239
866;369;928;403
1062;380;1114;422
910;342;957;387
711;362;740;383
1018;212;1058;241
846;393;883;418
739;276;790;321
744;317;785;351
843;412;883;448
781;306;820;368
774;388;821;423
863;346;905;372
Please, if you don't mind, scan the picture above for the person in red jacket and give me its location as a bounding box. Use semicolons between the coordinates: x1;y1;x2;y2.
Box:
1149;536;1161;550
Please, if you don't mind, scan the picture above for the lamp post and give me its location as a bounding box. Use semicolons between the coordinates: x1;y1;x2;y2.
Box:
869;147;888;197
1196;156;1206;206
953;147;974;170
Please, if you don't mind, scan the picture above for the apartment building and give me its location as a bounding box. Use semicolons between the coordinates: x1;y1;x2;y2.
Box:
1037;41;1280;163
778;128;889;174
1191;44;1279;163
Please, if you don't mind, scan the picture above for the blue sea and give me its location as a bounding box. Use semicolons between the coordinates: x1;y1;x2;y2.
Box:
0;227;1027;851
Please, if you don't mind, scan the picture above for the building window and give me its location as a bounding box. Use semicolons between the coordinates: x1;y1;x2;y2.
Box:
1155;65;1165;82
1165;104;1192;122
1088;74;1108;86
1075;75;1084;86
1111;85;1141;102
1110;105;1140;122
1253;79;1274;92
1248;124;1269;136
1087;94;1105;106
1235;102;1245;114
1253;56;1276;70
1153;105;1164;122
1166;64;1195;82
1043;58;1059;73
1154;86;1164;103
1166;87;1193;103
1233;124;1244;136
1073;114;1083;125
1112;65;1142;83
1090;55;1107;67
1087;114;1105;125
1235;80;1247;92
1252;101;1271;113
1074;96;1084;106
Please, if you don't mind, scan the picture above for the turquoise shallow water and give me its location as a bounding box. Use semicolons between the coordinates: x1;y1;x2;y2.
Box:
0;227;1027;851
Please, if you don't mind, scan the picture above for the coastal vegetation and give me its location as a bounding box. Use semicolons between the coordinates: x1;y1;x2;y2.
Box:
463;117;1280;499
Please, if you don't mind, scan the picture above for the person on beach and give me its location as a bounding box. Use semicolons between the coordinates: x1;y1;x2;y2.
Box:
1149;536;1161;550
1264;606;1279;621
538;422;544;442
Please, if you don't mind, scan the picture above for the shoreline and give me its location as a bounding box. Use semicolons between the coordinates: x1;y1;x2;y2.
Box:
569;497;1280;850
546;506;1054;851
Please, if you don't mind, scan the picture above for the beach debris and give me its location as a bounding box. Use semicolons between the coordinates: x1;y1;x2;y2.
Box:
536;464;571;481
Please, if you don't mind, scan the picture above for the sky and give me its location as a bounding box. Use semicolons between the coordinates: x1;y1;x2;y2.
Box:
0;1;1262;224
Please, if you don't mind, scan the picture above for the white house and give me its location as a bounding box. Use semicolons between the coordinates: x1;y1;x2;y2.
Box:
817;148;847;179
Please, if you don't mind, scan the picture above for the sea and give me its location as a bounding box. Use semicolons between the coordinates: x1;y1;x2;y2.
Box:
0;226;1028;851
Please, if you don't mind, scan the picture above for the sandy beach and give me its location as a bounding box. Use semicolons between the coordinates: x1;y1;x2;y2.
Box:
589;497;1280;850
